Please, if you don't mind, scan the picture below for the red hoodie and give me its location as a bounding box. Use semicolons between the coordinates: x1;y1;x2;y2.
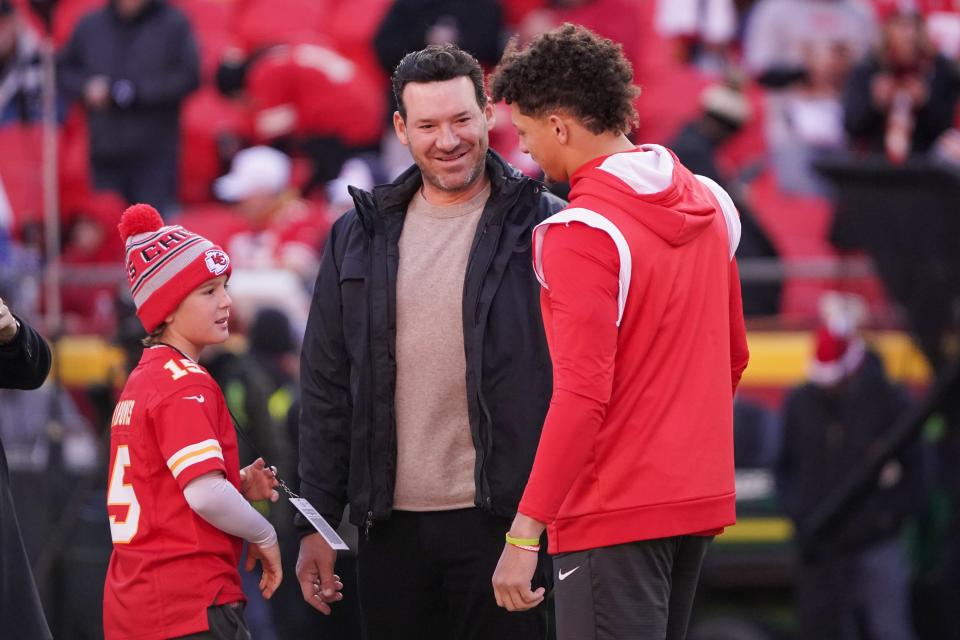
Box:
520;145;749;554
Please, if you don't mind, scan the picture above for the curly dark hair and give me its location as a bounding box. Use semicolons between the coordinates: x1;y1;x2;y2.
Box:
391;44;486;120
490;24;639;135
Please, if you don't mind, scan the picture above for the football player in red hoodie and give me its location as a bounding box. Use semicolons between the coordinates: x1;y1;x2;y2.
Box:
490;24;749;640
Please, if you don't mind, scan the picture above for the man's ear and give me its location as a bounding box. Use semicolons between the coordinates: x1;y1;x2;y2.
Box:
548;114;569;145
393;111;409;146
483;99;496;128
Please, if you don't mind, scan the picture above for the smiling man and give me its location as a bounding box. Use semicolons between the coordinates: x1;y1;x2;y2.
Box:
295;44;565;640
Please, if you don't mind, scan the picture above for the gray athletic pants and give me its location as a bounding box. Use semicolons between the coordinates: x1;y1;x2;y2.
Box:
552;535;712;640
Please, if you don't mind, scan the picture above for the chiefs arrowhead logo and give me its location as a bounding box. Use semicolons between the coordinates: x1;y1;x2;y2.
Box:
204;249;230;276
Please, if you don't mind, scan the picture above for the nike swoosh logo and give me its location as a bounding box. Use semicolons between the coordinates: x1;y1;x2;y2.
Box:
182;395;205;403
558;566;580;581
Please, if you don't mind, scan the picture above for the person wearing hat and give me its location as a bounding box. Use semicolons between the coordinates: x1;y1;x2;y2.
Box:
776;292;921;640
212;145;330;286
102;204;329;639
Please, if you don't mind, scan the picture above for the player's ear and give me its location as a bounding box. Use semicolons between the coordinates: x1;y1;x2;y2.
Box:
548;114;569;145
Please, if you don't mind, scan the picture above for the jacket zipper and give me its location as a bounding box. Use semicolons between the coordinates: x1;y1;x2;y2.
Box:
365;209;387;540
471;182;531;509
364;510;374;539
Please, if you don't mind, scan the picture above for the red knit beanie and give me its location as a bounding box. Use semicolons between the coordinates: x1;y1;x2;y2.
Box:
118;204;232;332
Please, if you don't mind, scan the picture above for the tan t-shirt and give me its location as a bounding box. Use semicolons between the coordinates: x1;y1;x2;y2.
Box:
392;182;491;511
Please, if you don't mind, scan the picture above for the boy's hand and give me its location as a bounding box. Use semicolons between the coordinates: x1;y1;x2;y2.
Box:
246;541;282;599
239;458;280;502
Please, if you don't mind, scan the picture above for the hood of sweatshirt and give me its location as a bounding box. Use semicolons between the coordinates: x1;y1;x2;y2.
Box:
568;144;723;248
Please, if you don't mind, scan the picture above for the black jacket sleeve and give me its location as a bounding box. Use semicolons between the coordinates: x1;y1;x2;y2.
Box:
297;221;354;531
0;316;51;390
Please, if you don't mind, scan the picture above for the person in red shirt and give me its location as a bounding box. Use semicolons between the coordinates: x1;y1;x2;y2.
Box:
216;42;385;194
489;25;749;639
104;204;340;640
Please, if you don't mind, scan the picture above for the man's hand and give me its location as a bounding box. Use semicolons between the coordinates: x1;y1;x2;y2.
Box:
492;512;546;612
245;541;282;599
0;298;18;345
239;458;280;502
492;543;545;612
296;533;343;614
84;75;111;110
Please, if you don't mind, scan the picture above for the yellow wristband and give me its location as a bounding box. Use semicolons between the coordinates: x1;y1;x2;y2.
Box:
505;532;541;547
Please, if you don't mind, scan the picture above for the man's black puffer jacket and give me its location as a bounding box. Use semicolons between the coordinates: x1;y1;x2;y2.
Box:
298;150;566;533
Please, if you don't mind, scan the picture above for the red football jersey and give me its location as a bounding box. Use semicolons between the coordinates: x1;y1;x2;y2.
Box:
103;345;244;640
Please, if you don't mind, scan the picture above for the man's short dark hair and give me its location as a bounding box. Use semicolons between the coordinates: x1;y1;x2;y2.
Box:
490;24;639;135
391;44;486;120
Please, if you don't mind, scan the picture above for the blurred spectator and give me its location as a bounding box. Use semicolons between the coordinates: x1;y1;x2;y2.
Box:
844;2;960;162
656;0;738;72
59;190;125;334
744;0;875;88
217;42;384;194
734;397;782;470
744;0;875;191
670;79;784;316
779;38;857;193
212;146;329;282
0;0;43;125
248;307;299;445
58;0;200;213
671;79;753;181
178;145;326;330
373;0;504;74
776;292;922;640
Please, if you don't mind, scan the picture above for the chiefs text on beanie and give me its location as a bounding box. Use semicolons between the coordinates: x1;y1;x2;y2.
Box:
118;204;232;332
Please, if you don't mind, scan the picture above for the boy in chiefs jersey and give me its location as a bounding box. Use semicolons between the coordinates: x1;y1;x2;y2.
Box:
104;204;317;640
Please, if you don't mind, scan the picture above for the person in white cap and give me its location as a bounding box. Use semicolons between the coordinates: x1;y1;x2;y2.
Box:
213;145;329;282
